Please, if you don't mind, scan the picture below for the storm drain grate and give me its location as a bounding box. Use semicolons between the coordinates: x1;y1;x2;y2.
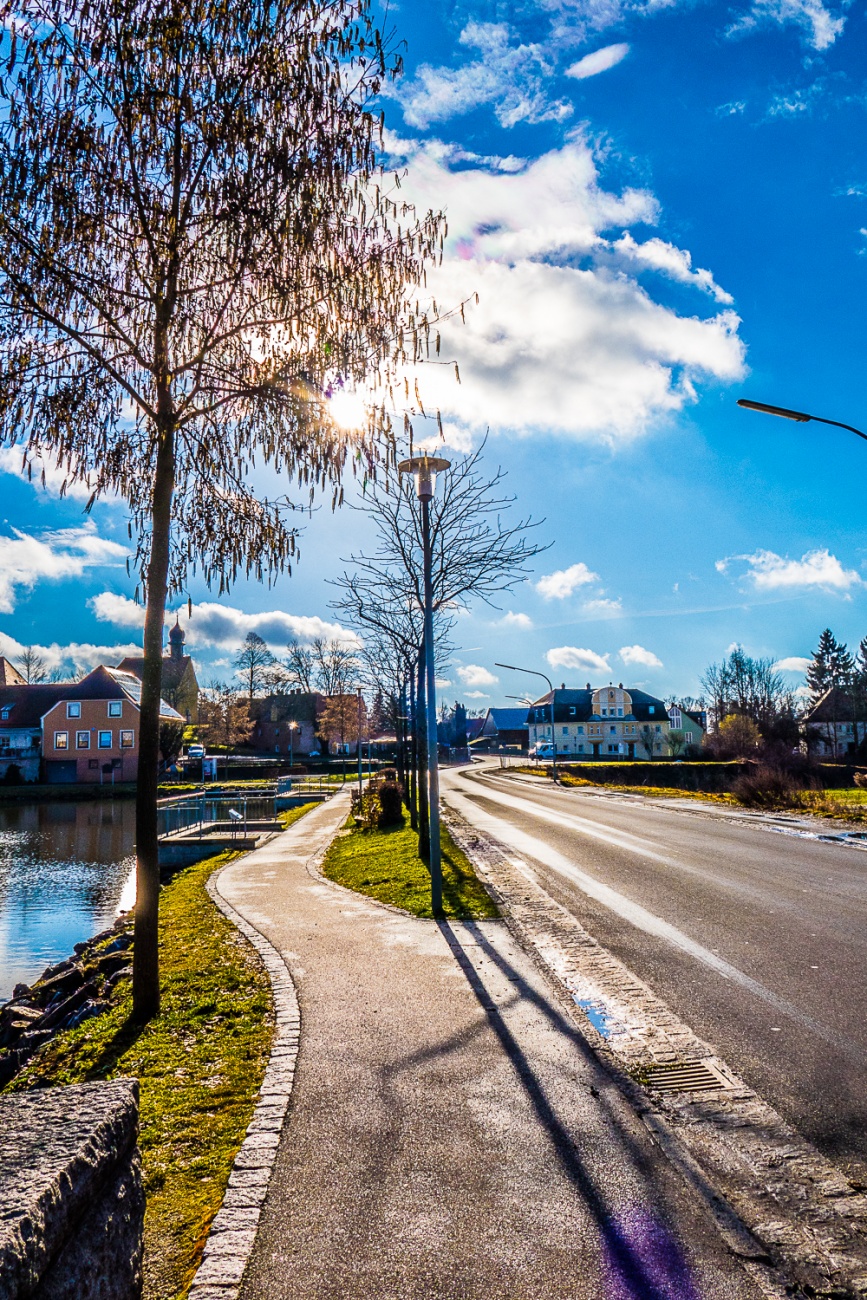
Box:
643;1060;731;1093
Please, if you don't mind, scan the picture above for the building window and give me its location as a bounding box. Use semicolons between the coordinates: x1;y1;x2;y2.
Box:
608;744;617;753
0;707;9;720
120;730;134;749
577;726;584;735
76;731;90;749
648;705;655;715
601;707;607;716
569;706;576;716
578;744;584;753
55;731;69;750
655;725;661;733
562;726;568;735
98;731;112;749
617;707;623;717
610;726;616;734
108;701;122;718
66;702;81;719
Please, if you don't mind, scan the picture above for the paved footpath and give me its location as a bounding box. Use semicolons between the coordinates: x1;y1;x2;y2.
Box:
215;792;763;1300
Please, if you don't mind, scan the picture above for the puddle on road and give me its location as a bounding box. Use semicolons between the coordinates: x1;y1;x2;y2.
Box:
573;996;618;1039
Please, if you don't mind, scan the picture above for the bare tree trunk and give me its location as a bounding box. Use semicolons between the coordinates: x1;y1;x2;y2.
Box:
416;647;429;862
406;677;418;831
133;413;174;1021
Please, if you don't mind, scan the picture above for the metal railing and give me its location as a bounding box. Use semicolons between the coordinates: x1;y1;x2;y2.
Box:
157;794;277;839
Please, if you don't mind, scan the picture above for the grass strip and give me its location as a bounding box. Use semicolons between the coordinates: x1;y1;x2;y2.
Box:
322;814;498;919
6;800;315;1299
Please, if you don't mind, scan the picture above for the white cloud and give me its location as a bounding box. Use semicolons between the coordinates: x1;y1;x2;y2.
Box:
536;562;600;599
619;644;663;669
0;630;141;677
566;43;629;79
387;135;746;445
0;525;127;614
500;610;534;628
89;592;357;649
435;676;453;688
774;656;811;673
0;444;103;502
612;233;734;304
464;690;491;699
457;663;499;687
546;646;611;675
727;0;846;49
583;597;623;616
718;548;863;593
395;23;571;130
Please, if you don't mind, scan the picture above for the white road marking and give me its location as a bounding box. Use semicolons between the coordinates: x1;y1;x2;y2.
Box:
445;778;865;1062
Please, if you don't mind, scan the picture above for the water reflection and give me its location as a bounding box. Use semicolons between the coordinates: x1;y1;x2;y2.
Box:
0;799;136;1002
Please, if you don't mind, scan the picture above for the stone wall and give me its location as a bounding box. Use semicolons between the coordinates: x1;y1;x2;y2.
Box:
0;1079;144;1299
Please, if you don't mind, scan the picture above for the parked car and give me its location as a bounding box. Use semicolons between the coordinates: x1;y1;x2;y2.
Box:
529;742;555;760
186;743;206;759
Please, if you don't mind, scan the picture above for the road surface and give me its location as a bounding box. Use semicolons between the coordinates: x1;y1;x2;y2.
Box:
443;763;867;1184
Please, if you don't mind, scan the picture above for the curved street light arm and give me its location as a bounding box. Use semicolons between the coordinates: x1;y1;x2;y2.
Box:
495;662;558;781
737;399;867;443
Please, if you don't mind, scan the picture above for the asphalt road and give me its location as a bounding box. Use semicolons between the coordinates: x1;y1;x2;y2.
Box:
443;764;867;1184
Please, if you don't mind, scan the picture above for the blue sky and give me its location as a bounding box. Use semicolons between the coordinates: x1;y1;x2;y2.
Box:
1;0;865;708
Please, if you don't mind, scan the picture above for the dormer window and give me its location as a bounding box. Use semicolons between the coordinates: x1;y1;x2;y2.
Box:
649;705;655;715
0;706;10;720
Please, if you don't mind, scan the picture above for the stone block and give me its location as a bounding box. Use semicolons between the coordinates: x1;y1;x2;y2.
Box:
0;1079;144;1299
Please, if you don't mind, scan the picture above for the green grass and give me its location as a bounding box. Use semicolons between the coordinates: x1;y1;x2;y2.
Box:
322;815;499;919
278;802;318;828
3;807;315;1296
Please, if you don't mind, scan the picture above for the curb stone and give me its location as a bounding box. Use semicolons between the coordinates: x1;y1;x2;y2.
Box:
443;803;867;1300
186;863;302;1300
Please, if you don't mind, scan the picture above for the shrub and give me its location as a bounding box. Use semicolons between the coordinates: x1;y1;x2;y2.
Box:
351;778;405;829
1;763;22;785
854;772;867;789
376;779;404;827
732;764;806;807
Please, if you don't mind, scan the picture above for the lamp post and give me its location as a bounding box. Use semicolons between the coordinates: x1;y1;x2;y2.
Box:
288;719;298;770
398;453;450;913
496;663;558;781
357;688;364;798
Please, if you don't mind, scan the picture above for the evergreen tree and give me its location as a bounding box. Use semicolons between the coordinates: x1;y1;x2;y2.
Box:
806;629;853;703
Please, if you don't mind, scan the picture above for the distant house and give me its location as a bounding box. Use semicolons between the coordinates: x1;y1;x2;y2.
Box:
465;717;485;746
40;667;184;783
0;683;65;781
0;657;26;686
476;707;530;751
527;683;671;759
667;705;706;753
117;617;199;723
247;691;325;758
802;687;867;759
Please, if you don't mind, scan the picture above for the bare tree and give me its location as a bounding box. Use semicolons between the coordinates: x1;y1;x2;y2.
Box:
234;633;276;702
285;640;316;693
310;637;360;695
0;0;444;1015
18;647;48;683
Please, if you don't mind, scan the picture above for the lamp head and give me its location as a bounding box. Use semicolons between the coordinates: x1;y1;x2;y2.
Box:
398;454;451;501
737;399;811;422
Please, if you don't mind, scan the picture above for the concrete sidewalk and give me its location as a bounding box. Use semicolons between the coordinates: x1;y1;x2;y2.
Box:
215;792;763;1299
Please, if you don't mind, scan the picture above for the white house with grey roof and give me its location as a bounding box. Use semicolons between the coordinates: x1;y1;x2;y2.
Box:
527;684;673;759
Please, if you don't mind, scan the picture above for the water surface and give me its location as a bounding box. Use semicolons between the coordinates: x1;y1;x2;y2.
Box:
0;799;136;1002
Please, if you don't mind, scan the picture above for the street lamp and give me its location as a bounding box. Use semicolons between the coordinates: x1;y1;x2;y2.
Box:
496;663;558;782
288;719;298;769
398;453;451;914
737;399;867;443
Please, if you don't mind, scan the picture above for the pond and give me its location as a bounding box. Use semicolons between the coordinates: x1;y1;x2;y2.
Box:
0;799;136;1003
